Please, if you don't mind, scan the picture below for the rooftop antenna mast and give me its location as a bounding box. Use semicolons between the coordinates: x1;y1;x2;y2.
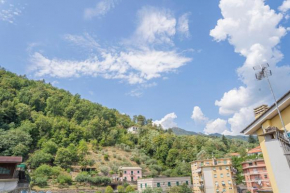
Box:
253;63;289;141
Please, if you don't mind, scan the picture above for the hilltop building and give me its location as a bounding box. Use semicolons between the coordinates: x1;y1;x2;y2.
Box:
242;159;272;193
137;176;191;193
247;146;262;156
127;126;139;134
241;90;290;193
119;167;142;182
191;158;237;193
0;156;22;192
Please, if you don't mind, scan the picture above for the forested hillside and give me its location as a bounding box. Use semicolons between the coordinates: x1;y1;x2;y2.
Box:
0;68;258;189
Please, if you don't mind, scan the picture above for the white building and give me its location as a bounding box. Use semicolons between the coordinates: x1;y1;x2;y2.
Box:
127;126;139;134
137;176;191;193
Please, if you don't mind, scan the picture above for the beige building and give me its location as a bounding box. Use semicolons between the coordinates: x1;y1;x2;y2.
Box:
191;158;237;193
137;176;191;193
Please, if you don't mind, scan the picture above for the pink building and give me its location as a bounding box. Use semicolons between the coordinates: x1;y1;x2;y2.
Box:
242;159;272;193
119;167;142;182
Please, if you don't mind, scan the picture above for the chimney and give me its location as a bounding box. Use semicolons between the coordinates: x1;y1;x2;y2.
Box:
254;105;269;119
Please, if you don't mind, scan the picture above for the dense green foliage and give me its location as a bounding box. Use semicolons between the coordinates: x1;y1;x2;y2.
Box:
0;69;258;188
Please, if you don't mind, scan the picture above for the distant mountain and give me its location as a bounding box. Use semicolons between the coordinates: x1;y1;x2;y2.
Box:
170;127;198;135
170;127;249;141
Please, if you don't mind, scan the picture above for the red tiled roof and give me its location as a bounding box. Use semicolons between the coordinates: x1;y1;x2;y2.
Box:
228;153;240;156
0;156;22;163
248;146;262;154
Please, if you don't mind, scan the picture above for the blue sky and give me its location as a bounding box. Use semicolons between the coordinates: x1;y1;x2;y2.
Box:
1;0;290;134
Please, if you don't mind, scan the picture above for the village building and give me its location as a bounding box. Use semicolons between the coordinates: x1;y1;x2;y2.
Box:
119;167;142;182
137;176;191;193
191;158;237;193
247;146;262;156
242;159;272;193
241;90;290;193
127;126;139;134
0;156;23;192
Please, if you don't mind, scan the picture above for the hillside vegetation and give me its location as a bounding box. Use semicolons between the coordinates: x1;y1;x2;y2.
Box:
0;68;258;190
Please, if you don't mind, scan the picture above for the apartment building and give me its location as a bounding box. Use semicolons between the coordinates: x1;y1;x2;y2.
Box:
242;159;272;193
241;90;290;193
119;167;142;182
137;176;191;193
247;146;262;156
191;158;237;193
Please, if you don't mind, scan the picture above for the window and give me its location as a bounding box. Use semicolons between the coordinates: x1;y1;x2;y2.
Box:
145;183;147;187
213;167;216;171
249;163;253;166
220;173;224;178
124;171;127;174
186;181;189;185
176;181;179;186
138;170;140;174
157;182;160;187
201;162;204;166
224;160;227;164
227;173;230;177
223;188;226;192
124;177;127;180
264;175;268;179
214;174;217;178
219;167;222;170
206;162;209;165
131;177;133;181
168;182;171;187
228;180;231;184
222;181;225;186
0;167;10;174
226;167;229;170
141;184;142;188
131;171;133;175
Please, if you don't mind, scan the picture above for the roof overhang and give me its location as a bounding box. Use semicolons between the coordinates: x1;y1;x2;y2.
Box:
241;90;290;135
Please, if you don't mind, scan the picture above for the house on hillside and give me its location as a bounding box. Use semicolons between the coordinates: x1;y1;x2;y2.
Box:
137;176;191;193
0;156;23;192
127;126;139;134
247;146;262;156
119;167;142;182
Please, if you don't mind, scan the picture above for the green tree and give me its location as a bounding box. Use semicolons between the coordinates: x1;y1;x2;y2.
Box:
55;148;73;168
105;186;114;193
27;150;53;169
42;140;58;155
125;185;135;193
117;185;125;193
248;135;257;143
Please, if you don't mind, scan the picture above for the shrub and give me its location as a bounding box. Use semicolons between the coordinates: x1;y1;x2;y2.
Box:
27;150;53;169
75;172;90;182
104;154;109;161
34;176;48;187
105;186;114;193
57;173;72;185
117;185;125;193
125;185;135;193
100;166;109;176
33;164;52;177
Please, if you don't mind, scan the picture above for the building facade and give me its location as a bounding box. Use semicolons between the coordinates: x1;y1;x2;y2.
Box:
0;156;22;192
137;176;191;193
242;159;272;193
241;91;290;193
119;167;142;182
191;158;237;193
247;146;262;156
127;126;139;134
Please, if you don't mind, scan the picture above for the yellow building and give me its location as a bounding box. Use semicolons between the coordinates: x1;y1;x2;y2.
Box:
241;90;290;193
191;158;237;193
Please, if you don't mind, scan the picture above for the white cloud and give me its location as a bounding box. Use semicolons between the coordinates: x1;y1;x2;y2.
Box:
153;113;178;129
210;0;290;135
177;13;190;38
279;0;290;13
191;106;208;122
64;33;100;50
204;118;228;135
0;2;22;23
133;6;176;45
30;7;192;85
84;0;119;19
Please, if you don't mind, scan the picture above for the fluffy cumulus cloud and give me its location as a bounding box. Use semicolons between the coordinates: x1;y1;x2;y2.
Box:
209;0;290;135
84;0;119;19
30;7;192;85
153;113;178;129
191;106;208;122
279;0;290;13
204;118;228;135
